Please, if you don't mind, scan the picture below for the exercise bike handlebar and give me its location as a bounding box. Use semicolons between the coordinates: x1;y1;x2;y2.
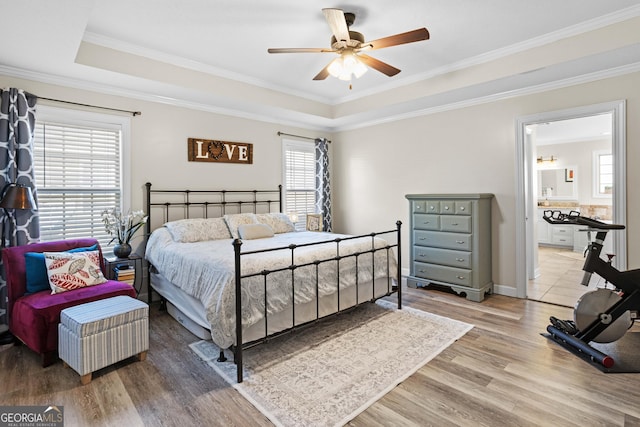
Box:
542;210;625;230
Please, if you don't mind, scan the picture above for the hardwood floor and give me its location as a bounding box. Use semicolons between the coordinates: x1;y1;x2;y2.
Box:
1;287;639;426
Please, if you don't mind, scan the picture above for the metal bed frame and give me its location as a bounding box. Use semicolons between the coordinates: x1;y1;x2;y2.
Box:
144;182;402;382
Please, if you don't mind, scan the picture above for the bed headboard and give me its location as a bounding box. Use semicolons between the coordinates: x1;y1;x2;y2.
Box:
144;182;283;236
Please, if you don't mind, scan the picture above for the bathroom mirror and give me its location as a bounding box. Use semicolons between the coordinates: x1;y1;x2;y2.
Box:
537;166;577;200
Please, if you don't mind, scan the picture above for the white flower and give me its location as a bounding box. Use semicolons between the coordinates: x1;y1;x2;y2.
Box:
101;209;148;245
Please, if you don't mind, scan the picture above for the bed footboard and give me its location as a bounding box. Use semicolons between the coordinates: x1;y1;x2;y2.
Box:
232;221;402;383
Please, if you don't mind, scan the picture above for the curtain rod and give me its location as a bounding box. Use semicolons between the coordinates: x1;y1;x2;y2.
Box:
38;96;141;116
277;131;331;143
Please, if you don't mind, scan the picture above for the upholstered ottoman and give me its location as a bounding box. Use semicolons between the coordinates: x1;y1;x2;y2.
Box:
58;296;149;384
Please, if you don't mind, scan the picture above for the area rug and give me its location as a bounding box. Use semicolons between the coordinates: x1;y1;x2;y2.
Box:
190;299;473;427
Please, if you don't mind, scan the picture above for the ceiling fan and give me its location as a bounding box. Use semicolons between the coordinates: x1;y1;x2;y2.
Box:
267;8;430;85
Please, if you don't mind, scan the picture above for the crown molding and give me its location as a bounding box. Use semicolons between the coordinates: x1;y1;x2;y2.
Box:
0;65;332;131
82;32;333;105
2;59;639;134
333;4;640;104
333;61;640;132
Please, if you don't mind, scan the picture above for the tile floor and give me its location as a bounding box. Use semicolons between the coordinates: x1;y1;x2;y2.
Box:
527;245;607;307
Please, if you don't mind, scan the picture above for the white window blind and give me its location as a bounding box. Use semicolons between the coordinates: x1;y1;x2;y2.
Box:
33;111;125;247
282;140;316;230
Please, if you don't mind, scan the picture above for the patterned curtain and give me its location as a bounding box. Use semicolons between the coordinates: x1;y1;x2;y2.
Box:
0;88;39;327
314;138;332;232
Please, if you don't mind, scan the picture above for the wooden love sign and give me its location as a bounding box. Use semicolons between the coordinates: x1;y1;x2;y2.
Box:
187;138;253;164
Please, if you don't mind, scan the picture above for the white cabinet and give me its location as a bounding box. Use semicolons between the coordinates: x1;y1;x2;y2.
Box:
537;209;573;248
537;213;550;244
551;225;573;246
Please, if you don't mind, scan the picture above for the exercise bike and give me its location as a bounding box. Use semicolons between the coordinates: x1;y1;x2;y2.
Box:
542;210;639;368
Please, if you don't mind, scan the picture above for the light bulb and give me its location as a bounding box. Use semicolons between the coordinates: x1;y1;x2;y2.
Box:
327;57;344;78
352;60;367;78
342;54;357;70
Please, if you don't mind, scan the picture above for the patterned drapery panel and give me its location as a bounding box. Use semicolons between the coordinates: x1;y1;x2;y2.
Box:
0;88;39;326
314;138;332;232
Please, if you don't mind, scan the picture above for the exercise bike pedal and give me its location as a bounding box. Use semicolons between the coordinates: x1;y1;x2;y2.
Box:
550;316;578;335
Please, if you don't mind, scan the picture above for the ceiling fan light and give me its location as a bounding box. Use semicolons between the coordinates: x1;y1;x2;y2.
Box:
338;69;352;81
342;53;357;69
352;60;368;78
327;57;344;78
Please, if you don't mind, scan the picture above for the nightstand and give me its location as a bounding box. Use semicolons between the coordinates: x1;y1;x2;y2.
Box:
104;254;143;296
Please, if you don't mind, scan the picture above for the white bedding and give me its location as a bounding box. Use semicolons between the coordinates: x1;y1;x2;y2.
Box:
145;227;397;348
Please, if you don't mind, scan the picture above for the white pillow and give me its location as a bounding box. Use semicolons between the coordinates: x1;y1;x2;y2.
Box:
238;223;275;240
256;212;296;234
223;213;259;239
44;250;107;294
164;217;231;242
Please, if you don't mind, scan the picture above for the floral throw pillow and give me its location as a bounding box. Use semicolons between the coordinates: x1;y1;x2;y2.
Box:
164;217;232;242
44;250;107;294
255;212;296;234
223;213;259;239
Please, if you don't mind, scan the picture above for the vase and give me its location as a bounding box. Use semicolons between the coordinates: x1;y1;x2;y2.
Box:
113;243;132;258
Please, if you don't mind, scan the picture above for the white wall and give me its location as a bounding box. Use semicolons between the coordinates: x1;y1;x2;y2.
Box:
537;138;611;206
2;70;639;295
332;72;640;292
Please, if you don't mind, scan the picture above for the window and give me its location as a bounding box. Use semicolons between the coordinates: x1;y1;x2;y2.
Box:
282;139;316;230
593;150;613;198
33;106;130;247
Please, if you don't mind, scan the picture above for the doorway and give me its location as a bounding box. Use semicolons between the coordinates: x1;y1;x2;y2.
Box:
515;101;627;303
527;115;613;305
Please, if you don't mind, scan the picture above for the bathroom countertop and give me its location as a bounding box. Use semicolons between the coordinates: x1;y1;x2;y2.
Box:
537;201;579;209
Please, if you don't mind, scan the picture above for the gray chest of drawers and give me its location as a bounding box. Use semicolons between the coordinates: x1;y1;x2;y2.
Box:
405;193;494;302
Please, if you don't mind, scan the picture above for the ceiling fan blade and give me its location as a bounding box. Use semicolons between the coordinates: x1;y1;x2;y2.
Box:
364;28;430;50
312;63;331;80
358;54;401;77
268;48;334;54
322;8;350;43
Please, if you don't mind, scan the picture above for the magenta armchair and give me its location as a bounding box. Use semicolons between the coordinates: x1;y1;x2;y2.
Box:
2;239;136;367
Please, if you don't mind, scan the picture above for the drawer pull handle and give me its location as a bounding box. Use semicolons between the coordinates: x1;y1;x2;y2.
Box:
457;275;465;280
423;221;430;224
444;206;450;210
429;206;435;210
419;254;426;257
419;269;427;273
419;237;427;241
456;258;464;262
459;207;465;211
456;240;465;244
451;222;458;226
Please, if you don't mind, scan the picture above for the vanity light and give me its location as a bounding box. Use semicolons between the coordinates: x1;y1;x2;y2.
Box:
537;156;557;164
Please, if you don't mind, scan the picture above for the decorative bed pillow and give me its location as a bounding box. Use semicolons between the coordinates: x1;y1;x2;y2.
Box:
238;223;275;240
24;244;99;294
223;213;259;239
44;250;107;294
164;217;231;243
256;212;296;234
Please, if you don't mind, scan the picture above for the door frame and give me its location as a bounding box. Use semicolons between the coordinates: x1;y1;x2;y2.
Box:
515;100;627;298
